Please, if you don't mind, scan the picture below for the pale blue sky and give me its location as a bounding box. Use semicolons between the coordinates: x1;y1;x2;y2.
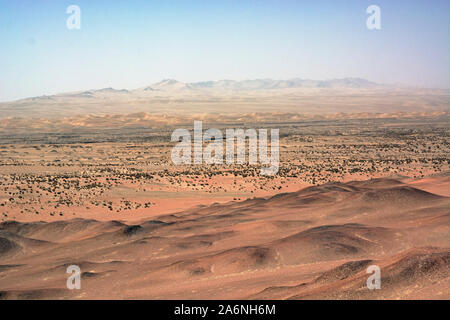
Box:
0;0;449;101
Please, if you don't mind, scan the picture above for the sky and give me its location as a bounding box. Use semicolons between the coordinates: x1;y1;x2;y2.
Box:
0;0;449;101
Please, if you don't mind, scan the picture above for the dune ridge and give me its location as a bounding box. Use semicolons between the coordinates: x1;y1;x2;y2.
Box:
0;176;448;299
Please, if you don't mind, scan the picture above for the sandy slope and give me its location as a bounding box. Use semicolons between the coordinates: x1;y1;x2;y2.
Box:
0;175;448;299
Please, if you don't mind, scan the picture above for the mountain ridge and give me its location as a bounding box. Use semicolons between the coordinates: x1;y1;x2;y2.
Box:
9;77;383;103
0;78;448;119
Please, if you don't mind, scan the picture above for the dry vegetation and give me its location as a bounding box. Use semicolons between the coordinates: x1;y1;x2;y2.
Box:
0;111;449;300
0;113;448;222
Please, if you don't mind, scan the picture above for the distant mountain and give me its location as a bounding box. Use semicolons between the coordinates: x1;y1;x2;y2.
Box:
188;78;380;91
94;87;129;94
127;77;382;94
14;78;383;103
148;79;192;91
1;77;446;119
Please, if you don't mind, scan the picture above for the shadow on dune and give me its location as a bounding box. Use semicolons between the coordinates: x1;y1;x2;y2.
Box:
0;177;448;299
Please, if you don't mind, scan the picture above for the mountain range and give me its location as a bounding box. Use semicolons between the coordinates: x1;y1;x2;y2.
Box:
12;78;383;102
0;78;447;119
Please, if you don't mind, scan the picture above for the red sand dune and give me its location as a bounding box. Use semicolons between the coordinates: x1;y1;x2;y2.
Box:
0;176;449;299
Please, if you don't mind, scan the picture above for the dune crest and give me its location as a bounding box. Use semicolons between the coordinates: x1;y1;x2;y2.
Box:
0;177;448;299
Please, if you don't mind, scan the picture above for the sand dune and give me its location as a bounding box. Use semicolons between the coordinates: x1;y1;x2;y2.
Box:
0;176;448;299
252;247;449;299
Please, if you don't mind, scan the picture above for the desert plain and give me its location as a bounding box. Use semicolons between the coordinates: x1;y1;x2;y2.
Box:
0;79;449;299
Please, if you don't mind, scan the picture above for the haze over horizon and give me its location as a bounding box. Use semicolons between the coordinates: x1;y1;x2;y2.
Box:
0;76;392;102
0;0;449;102
1;76;449;105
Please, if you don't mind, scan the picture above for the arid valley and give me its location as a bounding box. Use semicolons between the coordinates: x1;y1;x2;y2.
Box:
0;80;449;299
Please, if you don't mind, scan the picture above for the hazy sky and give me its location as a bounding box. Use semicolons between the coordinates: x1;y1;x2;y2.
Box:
0;0;449;101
